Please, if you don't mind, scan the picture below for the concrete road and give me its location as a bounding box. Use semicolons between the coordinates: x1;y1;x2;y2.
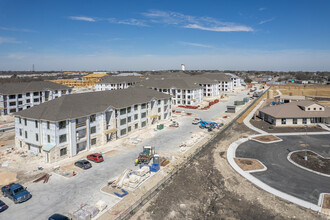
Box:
236;135;330;204
0;89;249;220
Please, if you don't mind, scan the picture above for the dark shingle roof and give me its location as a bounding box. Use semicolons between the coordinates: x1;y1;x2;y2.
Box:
0;81;70;95
14;87;171;121
203;73;232;82
138;78;202;89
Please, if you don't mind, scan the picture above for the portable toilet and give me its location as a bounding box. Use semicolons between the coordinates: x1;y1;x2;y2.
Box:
153;154;160;164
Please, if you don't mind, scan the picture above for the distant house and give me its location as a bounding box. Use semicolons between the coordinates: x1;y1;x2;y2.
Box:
259;100;330;126
0;81;71;115
274;95;305;103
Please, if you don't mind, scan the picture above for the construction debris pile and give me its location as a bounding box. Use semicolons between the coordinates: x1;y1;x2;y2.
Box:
180;132;206;152
33;173;51;184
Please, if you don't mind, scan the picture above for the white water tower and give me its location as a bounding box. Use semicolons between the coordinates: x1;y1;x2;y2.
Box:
181;64;185;71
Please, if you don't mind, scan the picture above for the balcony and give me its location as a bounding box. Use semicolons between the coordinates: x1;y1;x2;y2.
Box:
76;121;86;128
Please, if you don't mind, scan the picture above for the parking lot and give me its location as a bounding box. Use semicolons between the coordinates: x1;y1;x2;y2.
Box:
0;89;249;220
236;134;330;205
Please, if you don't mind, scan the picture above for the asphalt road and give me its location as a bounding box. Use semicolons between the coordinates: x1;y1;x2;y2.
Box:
236;134;330;204
0;89;249;220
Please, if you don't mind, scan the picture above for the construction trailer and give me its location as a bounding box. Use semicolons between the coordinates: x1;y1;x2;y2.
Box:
226;105;236;113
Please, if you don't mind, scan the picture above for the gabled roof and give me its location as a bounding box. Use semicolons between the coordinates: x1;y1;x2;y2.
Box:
259;101;330;118
0;81;70;95
138;78;202;90
203;73;232;82
96;76;142;84
14;87;170;121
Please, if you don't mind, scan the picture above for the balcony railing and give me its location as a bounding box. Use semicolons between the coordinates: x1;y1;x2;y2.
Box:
76;121;86;128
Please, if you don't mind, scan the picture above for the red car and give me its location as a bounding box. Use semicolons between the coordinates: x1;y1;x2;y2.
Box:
87;153;104;163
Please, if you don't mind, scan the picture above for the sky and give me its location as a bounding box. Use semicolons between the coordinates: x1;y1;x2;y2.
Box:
0;0;330;71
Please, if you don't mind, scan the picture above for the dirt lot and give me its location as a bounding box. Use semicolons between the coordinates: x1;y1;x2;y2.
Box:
252;135;281;142
271;85;330;97
323;195;330;209
250;119;326;133
291;150;330;175
133;123;324;220
234;158;265;171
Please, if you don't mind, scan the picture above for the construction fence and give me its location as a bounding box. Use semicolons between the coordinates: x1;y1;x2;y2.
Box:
115;87;270;220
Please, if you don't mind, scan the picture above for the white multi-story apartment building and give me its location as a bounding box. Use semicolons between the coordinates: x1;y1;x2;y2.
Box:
14;87;171;163
204;73;234;92
95;76;142;91
138;78;204;105
0;81;72;115
225;73;242;87
185;76;220;97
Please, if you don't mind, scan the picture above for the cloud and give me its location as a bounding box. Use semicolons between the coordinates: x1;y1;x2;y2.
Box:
0;37;21;44
142;10;253;32
69;16;96;22
108;18;148;27
7;53;25;59
259;7;266;11
0;27;35;32
259;18;275;25
184;24;253;32
179;41;214;48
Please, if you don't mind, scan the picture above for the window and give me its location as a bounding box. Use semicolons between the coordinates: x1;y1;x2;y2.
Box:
128;116;132;123
34;98;39;102
120;108;126;115
19;129;22;136
25;131;28;138
141;104;146;109
19;117;21;124
59;121;66;129
135;123;138;129
18;94;22;98
90;114;96;122
134;105;138;110
33;92;39;96
158;108;161;113
158;100;161;105
128;126;131;132
26;93;30;96
26;99;30;103
120;129;127;136
141;121;146;127
127;107;131;113
36;134;39;141
91;138;96;145
9;95;15;99
308;108;310;110
47;135;50;143
24;119;27;126
281;118;286;125
302;118;307;124
141;112;146;118
18;101;23;105
91;126;96;134
313;108;316;110
134;114;138;120
60;148;67;156
293;118;297;124
59;134;67;143
20;141;22;148
120;118;126;126
320;108;322;110
9;102;16;106
47;121;50;129
35;121;38;128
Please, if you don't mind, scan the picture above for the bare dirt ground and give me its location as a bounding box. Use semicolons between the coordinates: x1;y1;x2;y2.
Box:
252;135;281;142
250;119;326;133
323;195;330;209
234;158;265;171
133;123;325;220
271;85;330;97
291;151;330;175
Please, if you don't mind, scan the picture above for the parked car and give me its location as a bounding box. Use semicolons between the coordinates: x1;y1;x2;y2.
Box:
1;183;32;204
0;200;8;212
48;213;70;220
74;160;92;169
87;153;104;163
192;118;201;125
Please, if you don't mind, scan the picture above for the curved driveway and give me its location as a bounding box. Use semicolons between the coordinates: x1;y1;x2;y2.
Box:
236;134;330;204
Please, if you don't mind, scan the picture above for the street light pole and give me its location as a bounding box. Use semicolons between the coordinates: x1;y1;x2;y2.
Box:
304;125;308;161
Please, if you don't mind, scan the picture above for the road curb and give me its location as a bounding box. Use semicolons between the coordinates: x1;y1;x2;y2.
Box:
287;150;330;178
227;137;322;212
